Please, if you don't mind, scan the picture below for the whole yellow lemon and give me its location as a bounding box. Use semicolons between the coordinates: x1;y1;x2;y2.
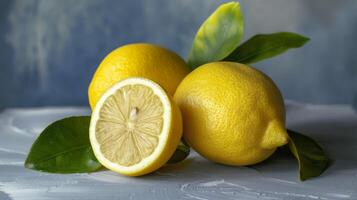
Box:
88;43;190;109
174;62;288;166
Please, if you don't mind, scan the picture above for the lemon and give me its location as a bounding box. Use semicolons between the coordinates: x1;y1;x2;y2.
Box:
88;43;190;109
174;62;288;166
90;78;182;176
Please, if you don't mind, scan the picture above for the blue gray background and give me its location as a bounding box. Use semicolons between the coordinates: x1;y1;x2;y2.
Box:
0;0;356;109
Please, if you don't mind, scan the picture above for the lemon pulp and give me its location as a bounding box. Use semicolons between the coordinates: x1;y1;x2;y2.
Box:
90;78;182;176
96;84;164;166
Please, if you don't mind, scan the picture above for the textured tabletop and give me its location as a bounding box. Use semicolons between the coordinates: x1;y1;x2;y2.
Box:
0;101;356;200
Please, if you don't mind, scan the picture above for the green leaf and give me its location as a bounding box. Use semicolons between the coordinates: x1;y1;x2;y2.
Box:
287;129;329;181
223;32;309;64
25;116;190;173
188;1;244;69
25;116;102;173
167;139;190;164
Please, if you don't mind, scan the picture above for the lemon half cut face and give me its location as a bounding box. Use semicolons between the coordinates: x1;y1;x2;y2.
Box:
90;78;182;176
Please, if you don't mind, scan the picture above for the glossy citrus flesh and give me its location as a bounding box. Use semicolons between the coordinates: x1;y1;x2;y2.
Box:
90;78;182;176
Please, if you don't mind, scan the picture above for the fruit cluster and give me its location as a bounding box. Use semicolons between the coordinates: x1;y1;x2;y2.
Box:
25;2;328;181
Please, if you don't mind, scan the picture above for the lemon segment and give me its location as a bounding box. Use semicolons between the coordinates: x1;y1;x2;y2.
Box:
90;78;182;176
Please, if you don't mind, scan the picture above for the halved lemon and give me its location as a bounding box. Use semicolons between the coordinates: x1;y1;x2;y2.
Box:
90;78;182;176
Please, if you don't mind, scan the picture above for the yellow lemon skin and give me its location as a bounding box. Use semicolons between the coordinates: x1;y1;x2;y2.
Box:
88;43;190;109
174;62;288;166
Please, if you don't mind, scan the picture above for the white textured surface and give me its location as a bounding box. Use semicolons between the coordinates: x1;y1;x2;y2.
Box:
0;102;356;200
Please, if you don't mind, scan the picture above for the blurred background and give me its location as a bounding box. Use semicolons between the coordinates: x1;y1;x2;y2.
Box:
0;0;356;109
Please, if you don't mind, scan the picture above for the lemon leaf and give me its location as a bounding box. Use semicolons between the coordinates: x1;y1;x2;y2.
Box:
25;116;190;173
188;1;244;69
223;32;309;64
287;129;329;181
167;140;190;164
25;116;102;173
